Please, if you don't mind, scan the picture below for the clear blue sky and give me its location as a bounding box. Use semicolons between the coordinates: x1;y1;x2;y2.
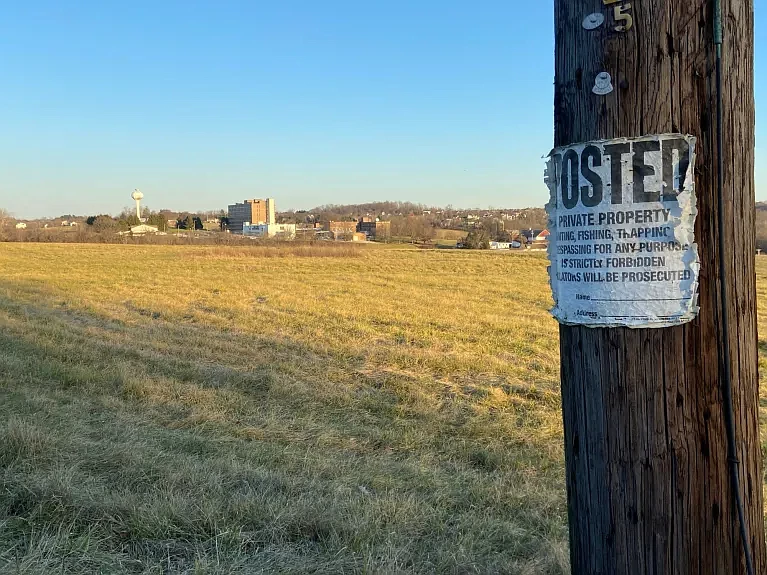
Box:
0;1;764;218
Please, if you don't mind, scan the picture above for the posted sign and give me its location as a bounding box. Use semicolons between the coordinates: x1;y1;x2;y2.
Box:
545;134;699;328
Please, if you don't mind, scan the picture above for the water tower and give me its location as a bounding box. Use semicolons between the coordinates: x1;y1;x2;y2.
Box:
131;189;144;221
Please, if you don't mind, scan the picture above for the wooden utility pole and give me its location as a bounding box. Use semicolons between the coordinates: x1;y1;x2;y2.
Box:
554;1;764;573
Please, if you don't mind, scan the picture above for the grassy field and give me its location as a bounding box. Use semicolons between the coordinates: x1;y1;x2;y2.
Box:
0;243;764;574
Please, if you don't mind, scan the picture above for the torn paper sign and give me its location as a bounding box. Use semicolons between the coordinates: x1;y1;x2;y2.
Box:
544;134;699;328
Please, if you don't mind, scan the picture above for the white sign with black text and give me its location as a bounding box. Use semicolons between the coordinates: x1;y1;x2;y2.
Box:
545;134;699;328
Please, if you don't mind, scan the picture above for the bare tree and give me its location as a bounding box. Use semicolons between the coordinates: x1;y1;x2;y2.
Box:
0;209;11;239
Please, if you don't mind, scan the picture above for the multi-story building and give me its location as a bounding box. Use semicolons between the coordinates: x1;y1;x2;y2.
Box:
326;221;358;239
227;198;276;233
372;220;391;239
357;218;391;239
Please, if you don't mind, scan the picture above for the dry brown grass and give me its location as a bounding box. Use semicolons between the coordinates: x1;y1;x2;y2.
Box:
2;243;765;573
181;243;365;259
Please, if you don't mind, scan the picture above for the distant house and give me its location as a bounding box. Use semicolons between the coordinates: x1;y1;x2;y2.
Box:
520;229;550;243
15;222;27;229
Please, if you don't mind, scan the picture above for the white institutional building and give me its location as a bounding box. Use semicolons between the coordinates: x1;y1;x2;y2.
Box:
242;222;296;239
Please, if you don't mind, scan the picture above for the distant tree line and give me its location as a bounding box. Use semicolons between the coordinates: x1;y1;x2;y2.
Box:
310;201;437;220
80;209;223;233
84;208;169;233
19;201;767;255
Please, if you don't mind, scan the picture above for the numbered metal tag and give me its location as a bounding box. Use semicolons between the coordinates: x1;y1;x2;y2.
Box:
602;0;634;32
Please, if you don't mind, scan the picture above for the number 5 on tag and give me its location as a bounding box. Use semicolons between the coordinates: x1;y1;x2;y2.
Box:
613;4;633;31
602;0;634;32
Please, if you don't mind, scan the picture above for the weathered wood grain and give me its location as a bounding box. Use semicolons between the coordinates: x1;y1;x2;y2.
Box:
554;1;764;573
